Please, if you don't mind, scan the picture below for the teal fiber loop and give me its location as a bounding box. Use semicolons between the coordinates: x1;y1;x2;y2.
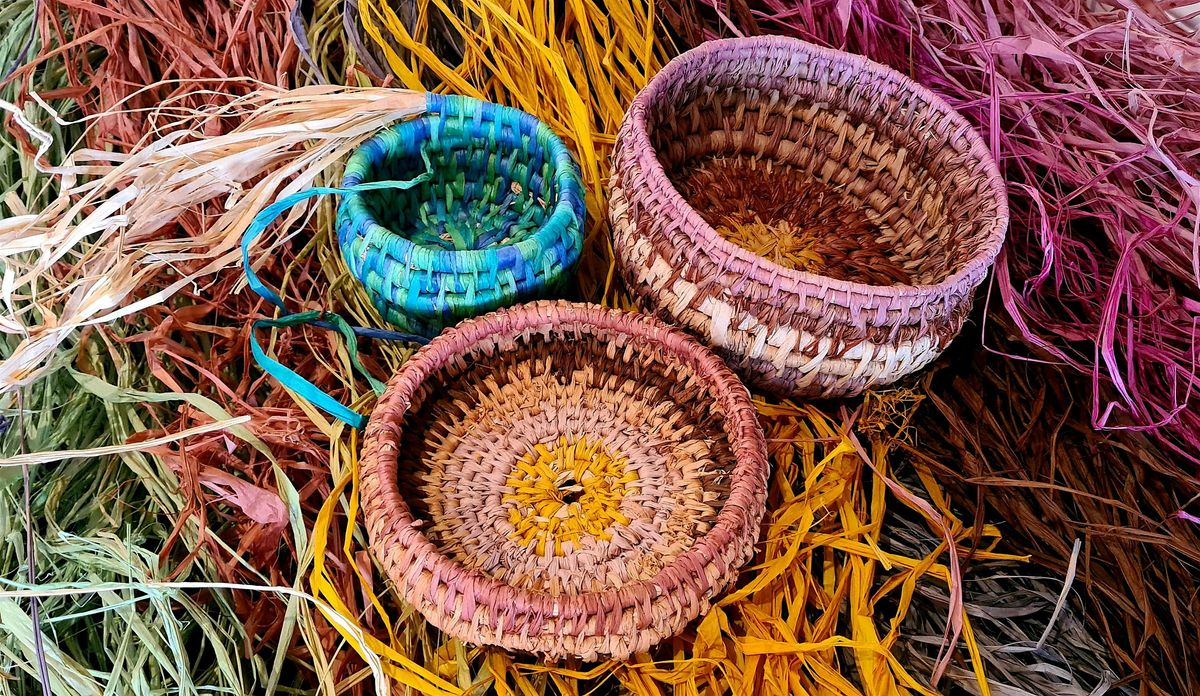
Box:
338;93;586;336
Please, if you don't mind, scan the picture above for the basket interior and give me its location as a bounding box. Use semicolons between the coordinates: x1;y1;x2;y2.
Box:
354;122;558;252
647;80;1001;287
392;326;737;596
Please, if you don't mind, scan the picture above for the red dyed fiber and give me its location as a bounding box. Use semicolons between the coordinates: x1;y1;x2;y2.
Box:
37;0;298;148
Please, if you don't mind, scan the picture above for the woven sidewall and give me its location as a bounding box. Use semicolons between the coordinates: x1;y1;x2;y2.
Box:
339;94;586;336
610;36;1009;398
359;300;769;660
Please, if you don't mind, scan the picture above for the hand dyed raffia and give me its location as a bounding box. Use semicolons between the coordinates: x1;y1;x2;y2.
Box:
359;301;769;660
610;37;1009;397
339;94;585;336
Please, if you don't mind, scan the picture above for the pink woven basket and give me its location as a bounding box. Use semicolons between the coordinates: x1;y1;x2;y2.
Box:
610;37;1009;398
360;300;768;660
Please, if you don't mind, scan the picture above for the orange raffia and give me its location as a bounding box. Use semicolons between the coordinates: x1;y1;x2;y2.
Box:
34;0;298;149
503;436;635;555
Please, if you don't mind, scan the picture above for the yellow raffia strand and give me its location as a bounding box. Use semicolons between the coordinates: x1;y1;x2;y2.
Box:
312;395;1022;693
294;4;1026;693
503;436;635;556
309;427;459;696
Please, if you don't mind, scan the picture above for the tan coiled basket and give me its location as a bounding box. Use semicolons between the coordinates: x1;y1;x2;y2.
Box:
360;301;769;660
610;37;1009;398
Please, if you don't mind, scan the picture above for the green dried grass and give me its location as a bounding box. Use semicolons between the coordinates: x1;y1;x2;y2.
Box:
1;0;73;209
0;327;368;694
0;4;318;691
0;341;256;694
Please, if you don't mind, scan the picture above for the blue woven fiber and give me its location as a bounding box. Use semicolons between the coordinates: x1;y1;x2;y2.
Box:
337;94;586;336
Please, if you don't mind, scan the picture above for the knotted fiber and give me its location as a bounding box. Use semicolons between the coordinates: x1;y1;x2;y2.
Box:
610;36;1009;398
338;94;586;336
358;300;769;660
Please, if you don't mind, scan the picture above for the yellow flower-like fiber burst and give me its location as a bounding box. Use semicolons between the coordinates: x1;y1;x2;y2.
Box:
503;436;637;556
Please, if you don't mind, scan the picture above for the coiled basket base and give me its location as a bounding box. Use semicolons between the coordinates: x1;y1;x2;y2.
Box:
360;301;769;660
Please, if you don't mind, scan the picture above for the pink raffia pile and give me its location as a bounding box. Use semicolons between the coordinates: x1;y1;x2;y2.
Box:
664;0;1200;461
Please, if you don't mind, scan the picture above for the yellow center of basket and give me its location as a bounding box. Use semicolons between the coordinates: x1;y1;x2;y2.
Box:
715;218;827;272
503;436;636;556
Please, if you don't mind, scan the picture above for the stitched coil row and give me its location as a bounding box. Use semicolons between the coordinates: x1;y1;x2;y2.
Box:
360;300;769;660
610;36;1009;397
339;94;586;336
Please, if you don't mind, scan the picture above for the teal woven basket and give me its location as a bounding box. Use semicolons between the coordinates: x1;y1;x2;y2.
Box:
337;94;586;336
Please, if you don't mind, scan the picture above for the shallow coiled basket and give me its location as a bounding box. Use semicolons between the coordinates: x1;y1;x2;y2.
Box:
360;300;769;660
610;37;1009;398
339;94;585;337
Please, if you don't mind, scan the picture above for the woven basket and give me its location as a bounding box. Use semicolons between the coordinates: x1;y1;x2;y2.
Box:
338;94;586;337
360;300;769;660
610;37;1009;398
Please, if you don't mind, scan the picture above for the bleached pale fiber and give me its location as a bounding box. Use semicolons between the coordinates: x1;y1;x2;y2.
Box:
0;85;426;392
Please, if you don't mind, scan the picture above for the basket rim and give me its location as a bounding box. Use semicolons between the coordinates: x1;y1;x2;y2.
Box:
340;94;585;267
359;300;769;645
620;35;1010;304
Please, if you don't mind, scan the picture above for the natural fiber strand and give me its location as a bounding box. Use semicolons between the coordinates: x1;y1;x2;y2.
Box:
885;511;1131;696
909;324;1200;696
21;0;299;150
